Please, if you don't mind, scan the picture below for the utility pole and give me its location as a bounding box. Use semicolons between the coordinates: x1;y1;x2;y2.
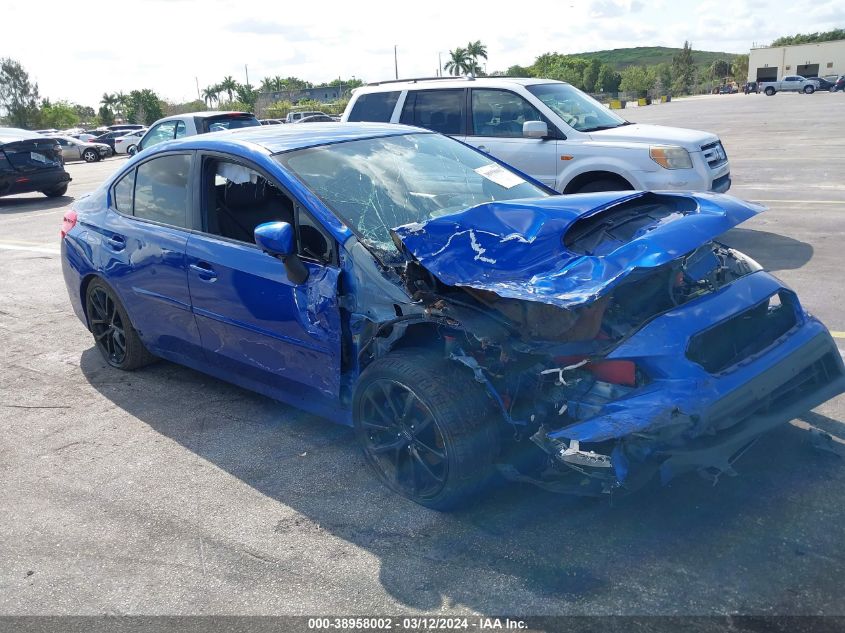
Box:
244;64;250;87
195;77;201;101
438;52;442;77
394;45;398;80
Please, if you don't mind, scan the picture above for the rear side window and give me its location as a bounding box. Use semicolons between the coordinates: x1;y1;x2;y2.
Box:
347;91;400;122
133;154;191;228
113;168;135;213
400;89;464;135
202;115;260;133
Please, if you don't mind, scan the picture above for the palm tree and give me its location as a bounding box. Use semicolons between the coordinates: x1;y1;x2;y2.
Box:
202;86;219;107
100;92;117;109
465;40;487;76
444;48;470;76
219;76;238;102
114;91;128;120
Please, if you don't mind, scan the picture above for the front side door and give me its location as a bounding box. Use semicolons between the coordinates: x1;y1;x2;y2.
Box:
465;88;559;188
99;152;204;362
185;154;342;398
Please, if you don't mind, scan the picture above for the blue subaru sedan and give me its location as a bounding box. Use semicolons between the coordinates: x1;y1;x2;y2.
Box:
61;123;845;509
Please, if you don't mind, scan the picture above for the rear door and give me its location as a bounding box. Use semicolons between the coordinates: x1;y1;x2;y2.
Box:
185;153;342;398
466;88;560;188
399;88;466;137
99;152;204;362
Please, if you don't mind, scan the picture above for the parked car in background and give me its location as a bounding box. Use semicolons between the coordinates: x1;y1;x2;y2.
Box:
718;85;736;94
343;77;731;193
806;76;836;91
830;75;844;92
77;129;110;142
744;81;758;94
136;111;260;153
91;129;135;152
107;124;145;132
760;75;818;95
34;129;59;135
284;110;327;123
113;129;146;155
0;128;71;198
259;119;283;125
59;123;845;509
294;114;336;123
54;135;111;162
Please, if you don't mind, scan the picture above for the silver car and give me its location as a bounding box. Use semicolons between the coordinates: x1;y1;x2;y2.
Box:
53;135;111;162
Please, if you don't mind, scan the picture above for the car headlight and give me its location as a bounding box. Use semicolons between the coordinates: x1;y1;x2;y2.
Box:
649;145;693;170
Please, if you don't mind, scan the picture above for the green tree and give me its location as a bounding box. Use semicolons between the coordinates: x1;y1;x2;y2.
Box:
653;62;673;95
504;64;533;77
772;28;845;46
671;40;696;95
731;54;749;82
596;64;622;93
235;83;257;110
582;59;602;93
619;65;655;97
444;48;470;76
219;76;238;102
202;86;219;107
709;59;731;81
39;100;79;128
97;105;114;125
0;58;41;128
125;89;164;125
465;40;488;75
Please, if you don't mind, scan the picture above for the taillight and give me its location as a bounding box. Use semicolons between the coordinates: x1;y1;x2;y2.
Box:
61;210;78;239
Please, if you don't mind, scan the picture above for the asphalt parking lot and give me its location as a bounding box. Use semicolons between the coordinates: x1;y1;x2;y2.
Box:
1;93;844;617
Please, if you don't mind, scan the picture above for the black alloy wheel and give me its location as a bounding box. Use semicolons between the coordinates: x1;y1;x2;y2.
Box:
357;378;449;502
88;285;127;366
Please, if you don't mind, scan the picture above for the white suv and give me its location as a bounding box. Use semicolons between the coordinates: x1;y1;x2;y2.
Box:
342;77;730;194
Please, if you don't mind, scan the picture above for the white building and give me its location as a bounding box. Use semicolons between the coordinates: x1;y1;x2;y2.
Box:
748;39;845;82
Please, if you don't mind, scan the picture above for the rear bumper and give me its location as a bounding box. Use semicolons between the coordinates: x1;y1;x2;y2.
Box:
0;169;71;197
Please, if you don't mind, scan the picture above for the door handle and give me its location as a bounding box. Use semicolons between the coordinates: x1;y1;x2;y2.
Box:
190;262;218;281
106;235;125;251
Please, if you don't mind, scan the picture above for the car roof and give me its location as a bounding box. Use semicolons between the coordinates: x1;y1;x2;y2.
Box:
158;121;424;154
354;76;563;94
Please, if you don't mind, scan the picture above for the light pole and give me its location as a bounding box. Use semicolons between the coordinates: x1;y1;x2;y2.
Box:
394;45;398;80
438;52;443;77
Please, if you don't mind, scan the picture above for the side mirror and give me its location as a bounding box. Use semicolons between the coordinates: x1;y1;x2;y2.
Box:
523;120;548;139
254;221;309;284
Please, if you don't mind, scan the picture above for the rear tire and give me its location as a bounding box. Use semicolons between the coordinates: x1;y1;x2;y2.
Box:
85;279;156;370
42;184;68;197
353;349;499;511
574;178;633;193
83;148;99;162
803;85;815;94
765;87;775;96
127;145;137;156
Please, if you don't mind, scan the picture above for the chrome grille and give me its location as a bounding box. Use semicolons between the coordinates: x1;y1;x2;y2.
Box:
701;141;727;168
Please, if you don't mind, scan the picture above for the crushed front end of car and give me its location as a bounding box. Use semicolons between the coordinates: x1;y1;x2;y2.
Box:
387;191;845;495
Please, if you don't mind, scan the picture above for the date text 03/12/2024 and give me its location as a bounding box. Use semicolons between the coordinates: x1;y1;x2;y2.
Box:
306;617;528;630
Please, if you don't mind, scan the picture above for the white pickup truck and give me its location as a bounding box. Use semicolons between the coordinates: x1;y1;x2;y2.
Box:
759;75;819;95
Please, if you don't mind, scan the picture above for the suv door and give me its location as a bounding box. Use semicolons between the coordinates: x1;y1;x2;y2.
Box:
399;89;466;136
466;88;559;188
102;153;204;362
185;154;342;398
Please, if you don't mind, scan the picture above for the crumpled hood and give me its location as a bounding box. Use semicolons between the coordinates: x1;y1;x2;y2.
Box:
391;191;765;309
589;123;718;148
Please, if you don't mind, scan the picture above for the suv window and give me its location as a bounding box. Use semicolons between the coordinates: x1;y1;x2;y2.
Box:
399;89;464;135
142;121;177;149
202;114;260;133
347;91;400;122
471;89;545;138
133;154;191;228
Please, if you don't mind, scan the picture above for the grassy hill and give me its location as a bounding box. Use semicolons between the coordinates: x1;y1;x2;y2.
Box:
571;46;739;69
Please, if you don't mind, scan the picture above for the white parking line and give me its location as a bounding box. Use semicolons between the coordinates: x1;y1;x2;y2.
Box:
0;243;60;255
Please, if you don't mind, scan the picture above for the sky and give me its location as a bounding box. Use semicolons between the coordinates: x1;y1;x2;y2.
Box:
2;0;843;107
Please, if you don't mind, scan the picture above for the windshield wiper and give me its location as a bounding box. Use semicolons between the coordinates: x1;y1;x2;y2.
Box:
580;122;631;133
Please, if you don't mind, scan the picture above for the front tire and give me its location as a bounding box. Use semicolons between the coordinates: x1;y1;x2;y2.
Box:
353;349;499;511
85;279;156;370
803;85;815;94
83;148;99;162
42;184;68;197
127;144;138;156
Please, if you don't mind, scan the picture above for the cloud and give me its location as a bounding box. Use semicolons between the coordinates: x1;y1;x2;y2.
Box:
589;0;645;18
226;19;312;40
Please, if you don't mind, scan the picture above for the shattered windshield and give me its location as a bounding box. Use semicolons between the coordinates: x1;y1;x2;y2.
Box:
526;83;628;132
275;133;549;262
